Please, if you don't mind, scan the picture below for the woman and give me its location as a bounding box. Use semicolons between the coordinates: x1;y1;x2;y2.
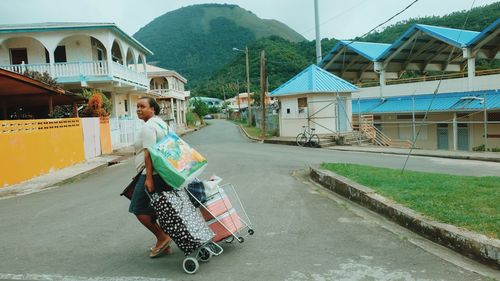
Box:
129;97;172;258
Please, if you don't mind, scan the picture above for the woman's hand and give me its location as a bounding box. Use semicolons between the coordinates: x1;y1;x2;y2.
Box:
145;176;155;193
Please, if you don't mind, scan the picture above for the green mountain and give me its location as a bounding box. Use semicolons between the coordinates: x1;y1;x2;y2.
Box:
196;2;499;99
133;4;305;87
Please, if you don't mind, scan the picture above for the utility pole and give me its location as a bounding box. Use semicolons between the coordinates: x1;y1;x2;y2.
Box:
246;47;252;127
314;0;322;64
260;50;266;141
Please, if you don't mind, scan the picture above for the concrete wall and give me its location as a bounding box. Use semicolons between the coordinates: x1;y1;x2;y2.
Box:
278;93;353;137
0;118;85;187
376;112;500;150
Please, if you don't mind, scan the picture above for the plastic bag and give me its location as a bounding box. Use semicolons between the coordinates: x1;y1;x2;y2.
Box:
148;130;207;190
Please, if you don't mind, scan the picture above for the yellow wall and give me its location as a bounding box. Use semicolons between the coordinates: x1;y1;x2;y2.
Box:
0;118;85;187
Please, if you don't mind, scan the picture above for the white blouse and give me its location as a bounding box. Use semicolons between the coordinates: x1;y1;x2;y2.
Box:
134;116;169;173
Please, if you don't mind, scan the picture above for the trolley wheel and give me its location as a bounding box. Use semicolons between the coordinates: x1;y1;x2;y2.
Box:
198;248;212;263
237;237;245;243
224;236;235;243
296;133;307;147
248;229;255;235
182;257;199;274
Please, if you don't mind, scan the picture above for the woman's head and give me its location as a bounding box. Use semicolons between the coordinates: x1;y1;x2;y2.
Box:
136;97;160;121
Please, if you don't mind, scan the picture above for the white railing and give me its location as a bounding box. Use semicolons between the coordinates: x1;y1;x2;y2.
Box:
111;61;148;88
150;89;186;99
0;61;147;88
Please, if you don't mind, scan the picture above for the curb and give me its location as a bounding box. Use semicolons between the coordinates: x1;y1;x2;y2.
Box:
326;147;500;163
309;166;500;269
238;124;262;142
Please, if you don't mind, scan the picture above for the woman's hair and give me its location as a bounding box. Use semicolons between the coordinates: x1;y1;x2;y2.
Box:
140;97;160;115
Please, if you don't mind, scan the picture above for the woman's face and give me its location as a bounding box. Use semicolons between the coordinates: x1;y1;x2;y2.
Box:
136;99;154;121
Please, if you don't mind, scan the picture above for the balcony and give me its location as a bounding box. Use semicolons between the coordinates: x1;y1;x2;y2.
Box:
150;89;187;100
0;61;149;90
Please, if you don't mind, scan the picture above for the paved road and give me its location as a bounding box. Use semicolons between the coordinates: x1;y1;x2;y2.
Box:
1;120;498;281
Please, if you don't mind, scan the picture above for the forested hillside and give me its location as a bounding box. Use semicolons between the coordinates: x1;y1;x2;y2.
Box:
133;4;305;87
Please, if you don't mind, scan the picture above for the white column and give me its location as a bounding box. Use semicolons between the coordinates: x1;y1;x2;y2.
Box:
374;62;386;98
453;113;458;151
176;99;181;125
170;98;174;120
463;48;476;91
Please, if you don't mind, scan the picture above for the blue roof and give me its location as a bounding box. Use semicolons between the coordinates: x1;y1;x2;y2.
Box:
467;18;500;46
270;64;358;97
378;24;480;60
319;41;391;66
353;90;500;114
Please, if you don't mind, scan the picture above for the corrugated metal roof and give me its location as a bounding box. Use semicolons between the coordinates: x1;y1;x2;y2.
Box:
319;41;390;66
417;24;479;46
468;18;500;46
353;90;500;114
378;24;480;60
270;64;358;97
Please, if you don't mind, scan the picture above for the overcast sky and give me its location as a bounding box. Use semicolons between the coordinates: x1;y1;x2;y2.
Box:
0;0;498;40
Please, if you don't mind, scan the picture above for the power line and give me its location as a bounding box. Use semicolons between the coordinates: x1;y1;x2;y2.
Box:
354;0;420;41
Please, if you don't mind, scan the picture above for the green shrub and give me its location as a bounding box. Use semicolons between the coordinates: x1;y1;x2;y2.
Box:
186;111;200;127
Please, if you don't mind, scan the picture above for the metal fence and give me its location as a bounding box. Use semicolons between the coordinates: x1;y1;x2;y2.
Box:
109;117;144;149
253;107;279;135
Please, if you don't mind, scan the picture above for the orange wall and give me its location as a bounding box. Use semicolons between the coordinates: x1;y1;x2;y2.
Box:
99;117;112;154
0;118;85;187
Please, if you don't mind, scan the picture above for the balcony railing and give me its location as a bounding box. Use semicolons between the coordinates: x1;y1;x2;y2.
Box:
150;89;186;99
0;61;148;89
355;68;500;88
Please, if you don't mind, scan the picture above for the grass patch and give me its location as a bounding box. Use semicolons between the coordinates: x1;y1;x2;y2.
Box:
231;119;273;139
321;163;500;239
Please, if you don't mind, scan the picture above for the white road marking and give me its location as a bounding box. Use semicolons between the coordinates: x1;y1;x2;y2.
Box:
0;273;173;281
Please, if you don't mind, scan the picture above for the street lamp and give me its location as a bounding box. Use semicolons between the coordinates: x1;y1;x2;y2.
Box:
233;47;251;126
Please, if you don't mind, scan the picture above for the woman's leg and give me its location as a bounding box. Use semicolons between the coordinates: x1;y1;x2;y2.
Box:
136;214;171;248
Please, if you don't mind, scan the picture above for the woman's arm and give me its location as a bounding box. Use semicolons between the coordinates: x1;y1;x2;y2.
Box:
144;149;155;192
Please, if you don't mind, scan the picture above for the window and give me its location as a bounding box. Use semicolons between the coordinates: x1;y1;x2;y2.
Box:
44;46;67;63
124;100;128;112
97;48;104;61
286;108;290;114
488;112;500;121
54;46;67;63
10;48;28;64
298;97;307;114
397;114;425;120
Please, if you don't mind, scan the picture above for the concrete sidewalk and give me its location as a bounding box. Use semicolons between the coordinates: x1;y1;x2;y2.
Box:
0;154;124;200
262;133;500;163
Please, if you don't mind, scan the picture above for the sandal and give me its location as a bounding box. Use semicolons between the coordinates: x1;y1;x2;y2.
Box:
150;239;172;258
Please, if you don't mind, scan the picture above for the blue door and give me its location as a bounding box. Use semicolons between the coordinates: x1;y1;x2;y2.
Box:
457;124;469;151
437;124;448;150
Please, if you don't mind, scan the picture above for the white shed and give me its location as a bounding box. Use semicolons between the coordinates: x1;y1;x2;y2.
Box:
270;64;358;137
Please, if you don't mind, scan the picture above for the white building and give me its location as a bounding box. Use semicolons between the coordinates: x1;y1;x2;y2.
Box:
145;64;190;131
270;64;358;137
0;22;152;118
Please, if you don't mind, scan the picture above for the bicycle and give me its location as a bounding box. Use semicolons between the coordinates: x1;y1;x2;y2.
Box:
296;126;320;147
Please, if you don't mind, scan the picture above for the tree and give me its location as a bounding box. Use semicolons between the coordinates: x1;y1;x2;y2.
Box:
190;98;209;119
81;90;110;117
23;70;59;87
